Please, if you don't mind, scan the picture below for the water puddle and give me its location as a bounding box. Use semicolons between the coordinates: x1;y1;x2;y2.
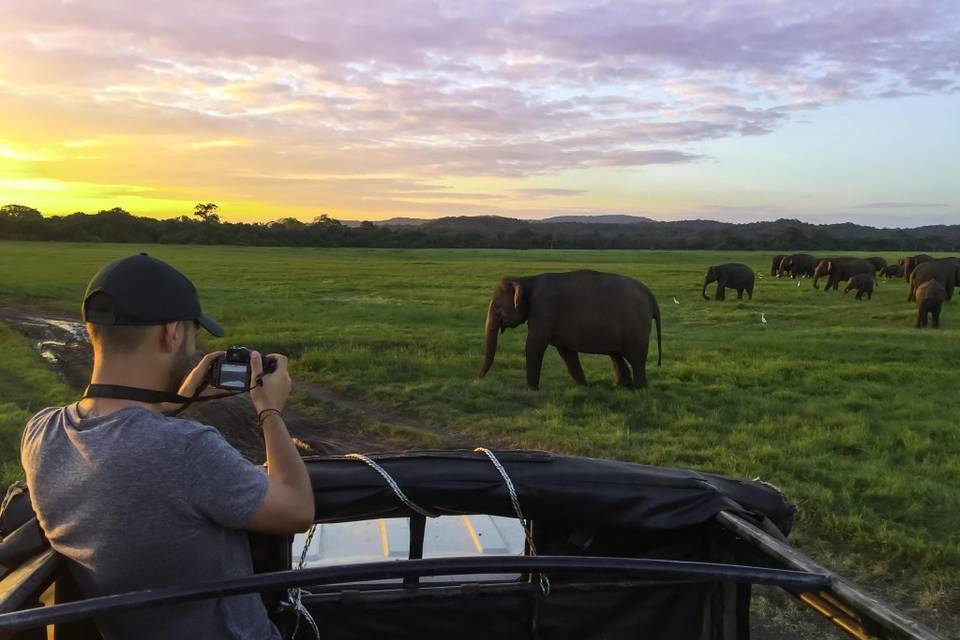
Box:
1;310;92;388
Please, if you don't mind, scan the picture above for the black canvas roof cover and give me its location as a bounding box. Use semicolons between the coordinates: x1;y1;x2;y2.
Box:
306;450;796;535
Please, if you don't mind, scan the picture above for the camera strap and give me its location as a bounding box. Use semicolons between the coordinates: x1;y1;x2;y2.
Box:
83;384;248;416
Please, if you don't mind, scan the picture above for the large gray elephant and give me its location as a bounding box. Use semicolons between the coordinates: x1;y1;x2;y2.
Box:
778;253;817;278
907;258;960;302
898;254;932;281
702;263;755;300
812;258;874;291
480;270;662;390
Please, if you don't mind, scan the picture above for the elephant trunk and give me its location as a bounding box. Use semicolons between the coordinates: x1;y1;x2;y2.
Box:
812;265;823;289
479;300;500;377
701;277;711;300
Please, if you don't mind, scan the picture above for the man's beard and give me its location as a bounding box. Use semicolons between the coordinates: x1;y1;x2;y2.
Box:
166;341;199;393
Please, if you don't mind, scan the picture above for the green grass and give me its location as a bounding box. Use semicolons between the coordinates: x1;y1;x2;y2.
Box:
0;323;74;487
1;241;959;628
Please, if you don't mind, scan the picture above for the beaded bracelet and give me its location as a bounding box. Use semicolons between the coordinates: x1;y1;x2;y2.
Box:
257;408;283;427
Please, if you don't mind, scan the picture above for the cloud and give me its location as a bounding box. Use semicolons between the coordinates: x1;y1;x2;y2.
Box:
510;188;585;197
853;202;949;209
0;0;957;218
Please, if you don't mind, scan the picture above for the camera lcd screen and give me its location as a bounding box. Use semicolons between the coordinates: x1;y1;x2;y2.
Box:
218;363;249;389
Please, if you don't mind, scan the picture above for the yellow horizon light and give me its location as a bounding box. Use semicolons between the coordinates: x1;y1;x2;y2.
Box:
187;139;252;149
0;145;52;162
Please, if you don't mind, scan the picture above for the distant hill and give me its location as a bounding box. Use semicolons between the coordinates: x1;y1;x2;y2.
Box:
3;205;959;251
539;214;656;224
340;216;428;227
345;214;657;226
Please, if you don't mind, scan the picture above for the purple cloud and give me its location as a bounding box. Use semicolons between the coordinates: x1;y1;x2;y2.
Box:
1;0;957;217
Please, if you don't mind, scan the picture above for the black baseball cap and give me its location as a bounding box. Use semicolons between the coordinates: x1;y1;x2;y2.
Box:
81;253;224;336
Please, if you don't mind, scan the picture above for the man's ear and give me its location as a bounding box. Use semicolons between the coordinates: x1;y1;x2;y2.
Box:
159;321;182;353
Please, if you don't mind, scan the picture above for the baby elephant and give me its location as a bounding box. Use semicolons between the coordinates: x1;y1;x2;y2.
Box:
879;264;904;278
843;274;874;300
916;280;946;328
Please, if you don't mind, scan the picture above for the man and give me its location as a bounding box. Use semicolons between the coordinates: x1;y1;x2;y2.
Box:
21;253;315;639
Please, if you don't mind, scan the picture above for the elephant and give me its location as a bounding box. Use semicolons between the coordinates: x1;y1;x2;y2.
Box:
843;274;874;300
479;270;662;390
702;263;755;300
778;253;817;278
775;255;792;278
916;280;946;328
771;255;786;277
865;256;887;273
812;258;874;291
898;254;932;281
879;264;904;278
907;259;960;302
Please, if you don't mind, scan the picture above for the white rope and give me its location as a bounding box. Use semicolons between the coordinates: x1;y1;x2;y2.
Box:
344;453;439;518
282;521;320;640
474;448;550;596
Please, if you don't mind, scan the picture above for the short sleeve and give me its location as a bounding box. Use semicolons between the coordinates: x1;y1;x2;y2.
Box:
181;426;269;529
20;407;59;480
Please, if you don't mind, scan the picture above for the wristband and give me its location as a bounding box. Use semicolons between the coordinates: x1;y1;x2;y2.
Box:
257;408;283;427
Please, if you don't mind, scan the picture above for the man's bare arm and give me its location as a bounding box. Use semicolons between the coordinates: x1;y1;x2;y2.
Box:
244;353;315;534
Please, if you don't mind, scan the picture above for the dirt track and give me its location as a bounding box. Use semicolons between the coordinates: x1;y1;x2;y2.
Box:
0;306;454;462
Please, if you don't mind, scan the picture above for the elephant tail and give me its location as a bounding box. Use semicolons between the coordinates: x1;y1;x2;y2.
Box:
653;303;662;367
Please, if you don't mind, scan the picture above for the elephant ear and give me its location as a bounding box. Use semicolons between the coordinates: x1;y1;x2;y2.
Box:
511;280;523;310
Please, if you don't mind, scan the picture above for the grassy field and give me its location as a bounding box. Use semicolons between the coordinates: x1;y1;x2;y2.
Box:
1;241;958;629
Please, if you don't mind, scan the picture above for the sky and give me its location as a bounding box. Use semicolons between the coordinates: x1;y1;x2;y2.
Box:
1;0;958;226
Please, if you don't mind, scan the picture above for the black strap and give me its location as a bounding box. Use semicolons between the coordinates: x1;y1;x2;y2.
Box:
84;385;191;405
83;384;247;416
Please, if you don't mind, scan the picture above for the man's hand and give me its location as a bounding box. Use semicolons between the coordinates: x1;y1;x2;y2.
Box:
155;350;225;414
176;350;226;399
250;351;291;414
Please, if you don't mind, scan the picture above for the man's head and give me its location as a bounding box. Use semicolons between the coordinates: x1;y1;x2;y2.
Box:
82;254;223;392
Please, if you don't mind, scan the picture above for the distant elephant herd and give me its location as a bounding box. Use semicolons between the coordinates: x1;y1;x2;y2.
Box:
767;253;959;326
478;254;958;391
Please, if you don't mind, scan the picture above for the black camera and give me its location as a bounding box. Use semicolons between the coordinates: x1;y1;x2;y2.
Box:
210;346;277;391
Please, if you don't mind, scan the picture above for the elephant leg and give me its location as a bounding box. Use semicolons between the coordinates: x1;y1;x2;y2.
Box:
524;335;549;390
556;346;587;386
933;309;941;328
609;354;633;387
623;340;650;389
747;286;754;300
737;288;744;299
916;309;923;328
716;284;725;301
855;290;863;300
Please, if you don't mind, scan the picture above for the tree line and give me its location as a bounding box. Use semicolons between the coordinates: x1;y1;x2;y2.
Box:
2;203;959;251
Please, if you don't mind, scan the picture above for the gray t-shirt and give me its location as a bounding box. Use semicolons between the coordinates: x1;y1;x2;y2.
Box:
21;404;281;640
